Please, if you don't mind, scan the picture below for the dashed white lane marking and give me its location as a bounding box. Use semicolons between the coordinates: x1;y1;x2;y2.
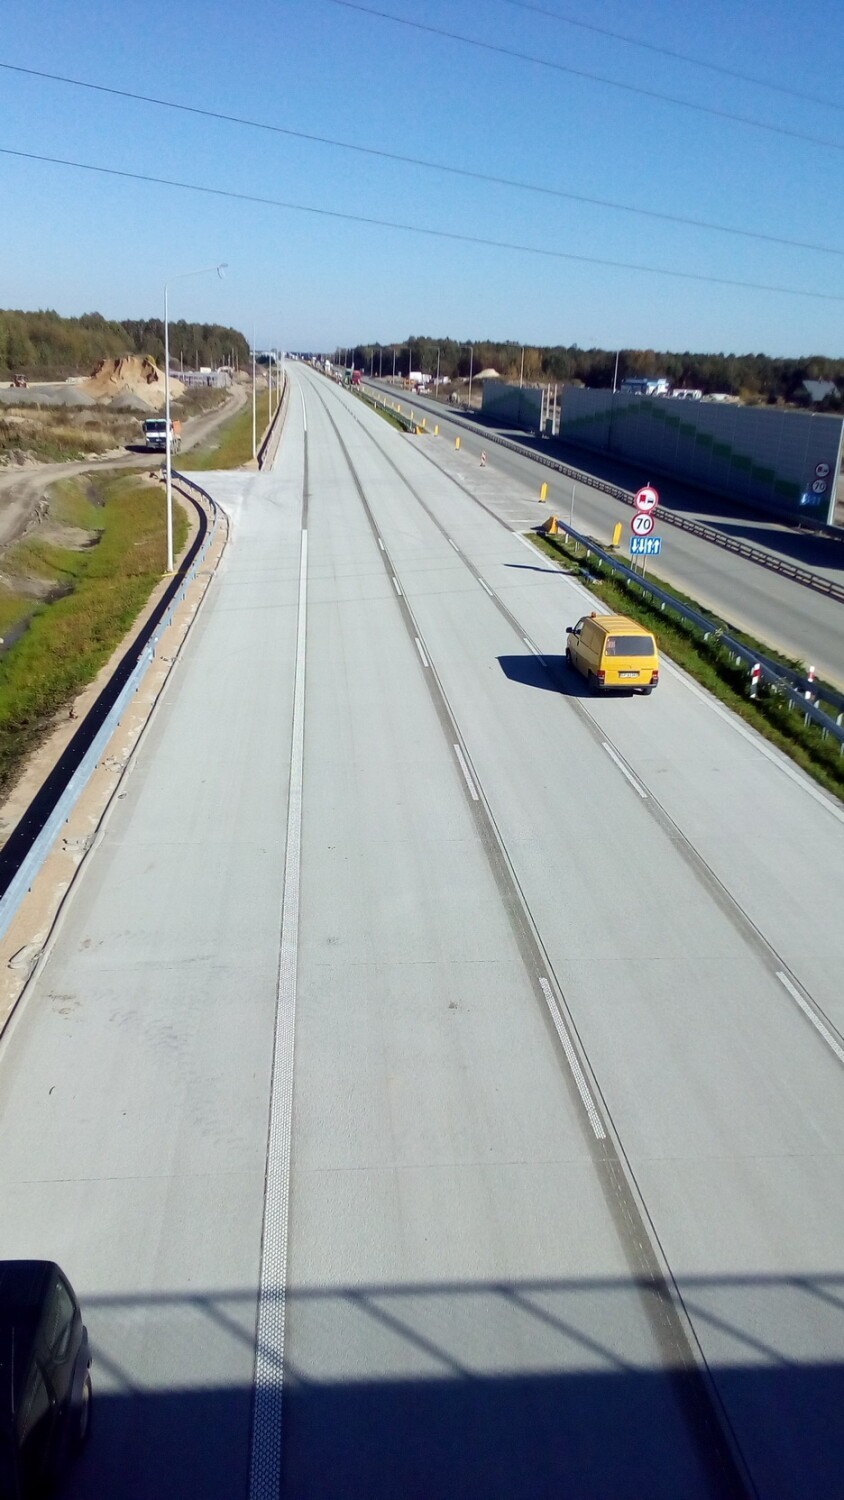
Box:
447;538;460;552
602;742;648;799
392;575;402;596
777;972;844;1067
539;979;606;1140
248;528;308;1500
478;577;494;596
415;636;429;668
454;743;479;800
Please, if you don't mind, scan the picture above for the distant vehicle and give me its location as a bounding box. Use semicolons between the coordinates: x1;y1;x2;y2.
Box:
619;377;670;397
566;613;659;694
671;388;703;401
142;418;181;453
0;1261;92;1500
351;370;362;386
9;375;27;389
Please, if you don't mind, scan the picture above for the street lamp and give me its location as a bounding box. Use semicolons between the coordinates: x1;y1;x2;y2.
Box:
435;346;441;399
392;348;396;380
164;262;227;573
466;343;474;412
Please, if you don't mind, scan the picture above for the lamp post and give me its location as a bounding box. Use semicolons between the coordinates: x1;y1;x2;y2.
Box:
392;348;396;379
435;346;440;399
519;346;525;388
379;347;383;378
251;325;257;463
164;262;226;573
467;343;474;412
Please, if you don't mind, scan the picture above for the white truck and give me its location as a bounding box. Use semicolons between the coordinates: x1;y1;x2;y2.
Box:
142;418;182;453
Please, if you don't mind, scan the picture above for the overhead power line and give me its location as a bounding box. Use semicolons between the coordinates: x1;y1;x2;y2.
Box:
0;60;840;259
2;146;841;302
326;0;844;155
495;0;844;113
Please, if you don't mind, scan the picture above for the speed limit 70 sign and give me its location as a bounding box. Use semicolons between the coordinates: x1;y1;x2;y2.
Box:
634;485;659;513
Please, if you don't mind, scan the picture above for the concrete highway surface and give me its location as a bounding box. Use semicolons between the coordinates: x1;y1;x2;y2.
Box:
366;379;844;687
0;363;842;1498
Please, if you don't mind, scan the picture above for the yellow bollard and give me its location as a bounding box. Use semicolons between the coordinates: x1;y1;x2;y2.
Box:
455;436;461;450
611;521;622;548
540;481;548;502
410;410;414;421
421;417;426;428
434;424;439;436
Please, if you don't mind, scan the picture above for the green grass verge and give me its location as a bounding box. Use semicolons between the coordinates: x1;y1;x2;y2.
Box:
0;472;187;796
530;531;844;803
180;390;270;470
352;389;407;432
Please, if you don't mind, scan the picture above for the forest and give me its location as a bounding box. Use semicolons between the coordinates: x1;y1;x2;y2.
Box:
0;309;251;378
345;337;844;409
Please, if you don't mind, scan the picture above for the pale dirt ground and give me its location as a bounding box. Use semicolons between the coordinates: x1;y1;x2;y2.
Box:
0;383;247;550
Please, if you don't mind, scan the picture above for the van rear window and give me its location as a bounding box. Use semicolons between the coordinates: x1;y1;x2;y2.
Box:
606;635;655;655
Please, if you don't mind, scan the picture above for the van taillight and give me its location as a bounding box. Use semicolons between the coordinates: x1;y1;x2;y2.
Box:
650;670;659;685
597;670;606;685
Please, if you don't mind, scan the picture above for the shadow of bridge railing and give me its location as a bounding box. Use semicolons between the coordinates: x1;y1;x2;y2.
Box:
59;1272;844;1500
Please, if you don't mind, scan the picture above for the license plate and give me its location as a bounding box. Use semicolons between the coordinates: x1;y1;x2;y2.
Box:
619;670;639;678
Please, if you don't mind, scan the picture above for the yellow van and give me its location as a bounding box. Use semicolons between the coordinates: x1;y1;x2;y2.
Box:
565;613;659;694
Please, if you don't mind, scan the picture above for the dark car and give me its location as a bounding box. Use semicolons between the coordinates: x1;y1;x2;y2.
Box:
0;1262;91;1499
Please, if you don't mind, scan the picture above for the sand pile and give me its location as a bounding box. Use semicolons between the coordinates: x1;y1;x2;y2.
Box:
82;355;184;409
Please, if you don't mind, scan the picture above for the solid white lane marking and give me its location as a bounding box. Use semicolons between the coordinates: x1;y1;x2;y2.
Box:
300;390;307;432
377;537;385;550
447;538;460;552
478;577;494;596
454;743;479;800
776;972;844;1067
523;637;543;656
392;575;402;596
539;978;606;1139
602;742;647;798
249;528;308;1500
415;636;429;668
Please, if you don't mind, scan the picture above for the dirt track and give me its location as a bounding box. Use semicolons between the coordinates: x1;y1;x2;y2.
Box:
0;383;248;550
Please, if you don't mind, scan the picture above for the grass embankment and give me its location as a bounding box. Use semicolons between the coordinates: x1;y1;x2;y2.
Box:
353;389;408;432
530;530;844;802
180;389;270;470
0;473;187;797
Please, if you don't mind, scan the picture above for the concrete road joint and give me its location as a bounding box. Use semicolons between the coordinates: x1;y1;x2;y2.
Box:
248;496;307;1491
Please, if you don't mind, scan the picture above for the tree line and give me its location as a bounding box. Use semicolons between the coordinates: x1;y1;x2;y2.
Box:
341;337;844;410
0;309;251;378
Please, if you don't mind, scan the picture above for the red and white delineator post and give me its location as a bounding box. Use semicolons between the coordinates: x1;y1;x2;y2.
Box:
750;662;762;700
805;666;817;702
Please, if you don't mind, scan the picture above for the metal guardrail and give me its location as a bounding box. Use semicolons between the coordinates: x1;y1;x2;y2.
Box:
352;384;419;433
0;479;225;943
546;516;844;753
365;383;844;605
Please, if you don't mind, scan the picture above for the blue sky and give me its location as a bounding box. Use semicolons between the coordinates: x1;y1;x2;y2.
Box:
2;0;843;356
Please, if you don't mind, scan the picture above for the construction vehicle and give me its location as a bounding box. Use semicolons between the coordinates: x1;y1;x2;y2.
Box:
10;373;27;388
142;418;182;453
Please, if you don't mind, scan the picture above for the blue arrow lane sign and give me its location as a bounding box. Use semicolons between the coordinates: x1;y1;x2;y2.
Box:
630;536;662;556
